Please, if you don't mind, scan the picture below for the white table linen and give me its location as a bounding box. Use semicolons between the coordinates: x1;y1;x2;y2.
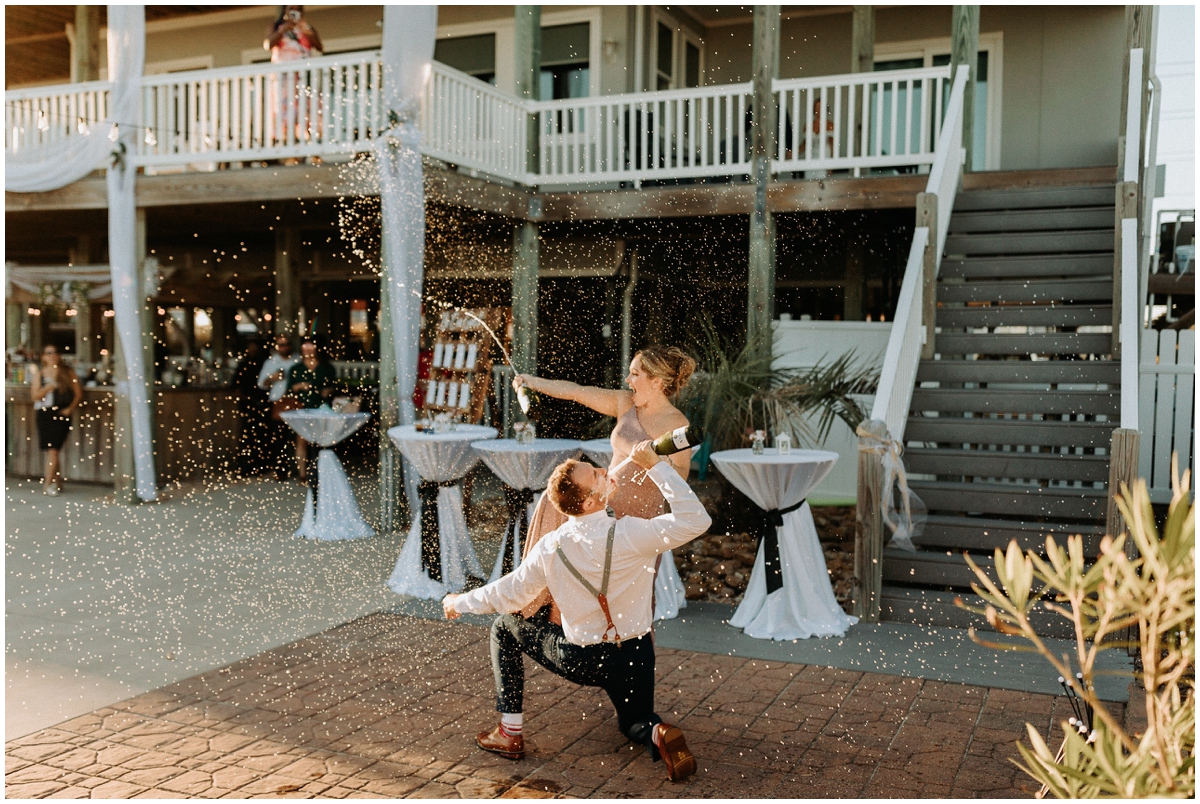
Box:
472;439;583;582
386;424;497;598
280;410;373;541
580;438;614;467
711;448;857;640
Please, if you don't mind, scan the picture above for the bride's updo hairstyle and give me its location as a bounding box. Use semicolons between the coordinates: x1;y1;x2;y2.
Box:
635;345;696;398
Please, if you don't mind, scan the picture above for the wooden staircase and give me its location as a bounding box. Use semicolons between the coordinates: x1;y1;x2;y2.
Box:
880;182;1119;631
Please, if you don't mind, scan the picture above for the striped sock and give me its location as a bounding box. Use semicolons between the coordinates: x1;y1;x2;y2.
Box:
500;713;523;737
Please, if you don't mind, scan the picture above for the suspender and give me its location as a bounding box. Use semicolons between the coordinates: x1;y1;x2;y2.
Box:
556;524;621;644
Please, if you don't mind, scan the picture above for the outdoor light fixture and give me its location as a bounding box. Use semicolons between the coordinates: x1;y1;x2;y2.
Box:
604;39;619;62
65;308;77;317
28;308;41;316
103;310;115;318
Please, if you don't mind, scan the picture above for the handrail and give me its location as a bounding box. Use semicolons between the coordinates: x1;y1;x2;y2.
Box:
868;64;970;440
1120;48;1144;429
140;50;382;86
5;78;113;102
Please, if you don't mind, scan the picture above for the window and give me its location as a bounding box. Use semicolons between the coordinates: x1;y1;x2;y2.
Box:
874;34;1003;170
435;33;496;84
651;13;704;90
539;22;589;100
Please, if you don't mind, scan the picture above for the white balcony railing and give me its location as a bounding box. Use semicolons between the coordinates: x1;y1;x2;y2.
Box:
6;79;111;153
531;81;754;184
774;66;951;174
6;60;961;189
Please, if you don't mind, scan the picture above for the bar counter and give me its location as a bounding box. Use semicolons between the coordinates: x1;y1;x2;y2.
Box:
6;384;239;484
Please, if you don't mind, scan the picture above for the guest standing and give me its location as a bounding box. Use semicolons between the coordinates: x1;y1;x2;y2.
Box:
511;345;696;623
259;334;300;479
230;340;268;476
284;339;336;482
265;6;323;151
29;346;83;495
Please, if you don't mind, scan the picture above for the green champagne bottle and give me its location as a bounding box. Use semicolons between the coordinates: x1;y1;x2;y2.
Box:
652;424;704;455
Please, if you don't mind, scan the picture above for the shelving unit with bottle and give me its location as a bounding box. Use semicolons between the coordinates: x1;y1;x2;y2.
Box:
420;306;511;425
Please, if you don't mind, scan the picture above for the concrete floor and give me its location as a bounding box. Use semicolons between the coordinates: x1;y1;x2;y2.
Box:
5;473;430;740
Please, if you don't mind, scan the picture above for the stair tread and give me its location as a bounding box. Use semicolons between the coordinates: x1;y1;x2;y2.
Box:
922;512;1108;535
916;359;1121;384
948;207;1115;234
909;479;1107;498
953;185;1116;212
907;446;1110;462
940;252;1114;280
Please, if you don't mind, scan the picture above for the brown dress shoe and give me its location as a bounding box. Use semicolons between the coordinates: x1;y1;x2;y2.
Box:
653;723;696;782
476;724;524;760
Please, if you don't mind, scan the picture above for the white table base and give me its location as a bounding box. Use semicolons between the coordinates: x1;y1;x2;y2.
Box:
729;503;857;640
294;450;374;541
387;484;485;599
654;551;687;621
488;493;540;584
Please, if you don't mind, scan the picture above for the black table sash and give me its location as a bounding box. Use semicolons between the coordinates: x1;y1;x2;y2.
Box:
418;479;458;583
305;443;322;510
501;486;538;575
756;497;806;595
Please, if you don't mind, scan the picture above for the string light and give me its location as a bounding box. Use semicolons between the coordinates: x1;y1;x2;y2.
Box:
77;117;90;135
108;123;120;142
37;110;49;131
144;128;157;146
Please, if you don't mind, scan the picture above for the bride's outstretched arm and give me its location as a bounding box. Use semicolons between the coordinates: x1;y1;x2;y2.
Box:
512;374;627;418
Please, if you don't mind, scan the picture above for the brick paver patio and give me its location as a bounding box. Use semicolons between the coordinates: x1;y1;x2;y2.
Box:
5;613;1101;798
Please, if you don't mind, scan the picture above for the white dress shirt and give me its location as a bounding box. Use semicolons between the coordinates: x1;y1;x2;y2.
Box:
454;462;711;645
258;351;299;402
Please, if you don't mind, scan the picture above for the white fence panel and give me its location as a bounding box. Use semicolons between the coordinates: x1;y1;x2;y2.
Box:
1139;328;1196;501
422;62;529;184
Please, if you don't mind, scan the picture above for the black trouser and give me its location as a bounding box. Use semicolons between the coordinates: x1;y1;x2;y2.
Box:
490;610;662;753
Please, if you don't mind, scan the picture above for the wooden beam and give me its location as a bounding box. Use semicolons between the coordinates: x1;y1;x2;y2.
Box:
1105;428;1140;547
274;228;300;337
843;238;863;321
950;6;979;171
1118;5;1154;182
71;6;101;83
748;5;781;355
6;31;69;45
854;418;887;623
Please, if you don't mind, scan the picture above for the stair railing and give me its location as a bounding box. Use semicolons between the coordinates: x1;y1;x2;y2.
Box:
1107;48;1145;544
853;64;969;623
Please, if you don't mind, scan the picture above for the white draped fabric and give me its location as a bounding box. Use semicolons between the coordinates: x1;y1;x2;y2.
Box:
712;449;858;641
378;6;438;514
281;411;373;541
7;6;156;501
471;438;584;583
387;424;496;598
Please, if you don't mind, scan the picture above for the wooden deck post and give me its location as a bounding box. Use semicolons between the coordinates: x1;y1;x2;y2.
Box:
950;6;979;171
851;7;875;74
844;240;864;322
917;192;938;359
274;227;300;339
1106;428;1141;549
512;7;541;378
70;235;95;362
747;5;780;357
70;5;101;83
1112;181;1139;356
854;419;888;622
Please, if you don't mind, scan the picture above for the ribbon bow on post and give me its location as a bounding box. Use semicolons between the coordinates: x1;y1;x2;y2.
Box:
755;498;807;594
417;479;458;582
500;486;536;575
855;424;925;552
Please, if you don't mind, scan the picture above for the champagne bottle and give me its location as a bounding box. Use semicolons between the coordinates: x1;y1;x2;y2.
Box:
652;424;704;455
516;384;538;415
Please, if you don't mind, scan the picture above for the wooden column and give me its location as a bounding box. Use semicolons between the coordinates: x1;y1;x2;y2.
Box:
854;419;888;622
1118;6;1154;181
512;213;540;375
851;7;874;73
1106;428;1141;546
843;240;864;322
70;6;101;83
513;10;542;377
1112;181;1138;356
747;5;780;357
950;6;979;171
917;192;938;358
515;6;541;172
274;228;300;339
70;235;95;362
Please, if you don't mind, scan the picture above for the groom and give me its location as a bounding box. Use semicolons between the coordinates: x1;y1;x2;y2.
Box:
443;440;711;782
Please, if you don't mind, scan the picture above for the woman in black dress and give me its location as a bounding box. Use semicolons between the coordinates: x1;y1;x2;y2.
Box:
30;345;83;495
